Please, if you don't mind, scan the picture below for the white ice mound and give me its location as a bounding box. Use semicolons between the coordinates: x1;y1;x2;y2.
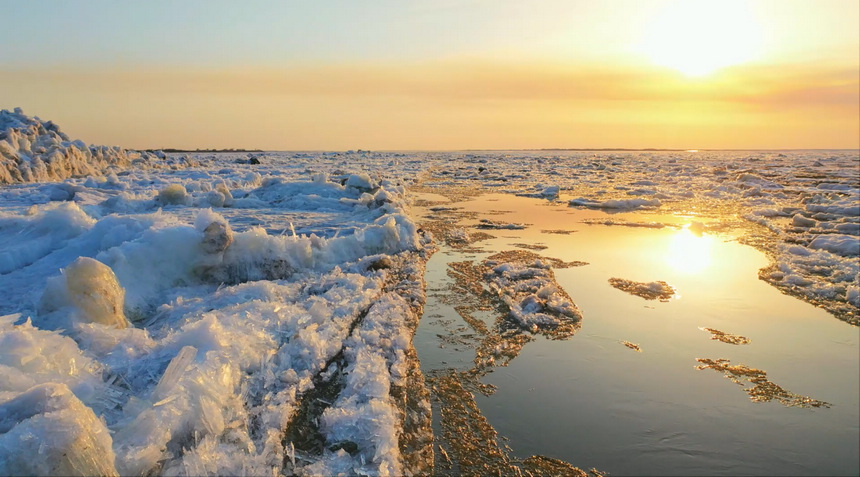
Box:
808;234;860;257
39;257;130;328
0;383;119;476
157;183;190;206
0;108;161;184
345;172;377;192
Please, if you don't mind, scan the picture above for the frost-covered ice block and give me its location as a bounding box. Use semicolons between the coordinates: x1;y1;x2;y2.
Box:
0;383;119;476
157;184;189;205
39;256;130;328
195;211;234;255
65;257;130;327
345;172;377;192
153;345;197;402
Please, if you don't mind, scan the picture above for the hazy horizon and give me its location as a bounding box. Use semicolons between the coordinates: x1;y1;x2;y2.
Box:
3;0;858;150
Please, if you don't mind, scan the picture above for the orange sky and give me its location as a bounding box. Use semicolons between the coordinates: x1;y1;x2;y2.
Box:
2;1;858;150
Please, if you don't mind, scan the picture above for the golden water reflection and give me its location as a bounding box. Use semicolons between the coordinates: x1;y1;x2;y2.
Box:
666;225;715;275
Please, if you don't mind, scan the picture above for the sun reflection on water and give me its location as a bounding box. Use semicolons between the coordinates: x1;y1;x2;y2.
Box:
667;225;714;274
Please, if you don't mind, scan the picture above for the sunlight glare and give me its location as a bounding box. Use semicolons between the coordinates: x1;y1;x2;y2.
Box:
667;225;714;274
640;0;763;77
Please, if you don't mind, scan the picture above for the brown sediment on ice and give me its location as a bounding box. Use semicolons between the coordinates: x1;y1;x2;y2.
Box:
429;370;603;477
281;248;435;475
700;327;751;345
410;181;487;204
511;242;549;251
608;277;676;301
487;249;588;269
695;358;831;409
621;340;642;352
581;218;677;229
447;250;586;339
476;218;528;230
411;185;600;474
416;203;496;252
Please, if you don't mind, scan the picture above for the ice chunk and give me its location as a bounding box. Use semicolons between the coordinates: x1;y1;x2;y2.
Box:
609;277;676;301
157;184;189;205
215;182;234;206
345;173;376;192
195;210;234;255
808;235;860;257
540;185;560;198
792;214;816;228
153;345;197;402
40;257;130;328
0;383;119;476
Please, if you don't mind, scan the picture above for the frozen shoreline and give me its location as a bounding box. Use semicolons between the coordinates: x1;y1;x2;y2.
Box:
0;111;858;475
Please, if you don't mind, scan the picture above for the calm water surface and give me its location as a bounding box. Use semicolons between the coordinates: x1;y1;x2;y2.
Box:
414;193;860;476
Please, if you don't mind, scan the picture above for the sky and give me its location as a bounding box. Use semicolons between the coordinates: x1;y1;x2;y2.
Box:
1;0;858;150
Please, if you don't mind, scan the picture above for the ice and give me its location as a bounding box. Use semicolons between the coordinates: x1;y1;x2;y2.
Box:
0;202;95;274
0;383;119;476
0;110;857;475
569;196;662;210
792;214;817;228
157;184;190;206
484;257;582;334
0;108;170;184
808;235;860;257
38;257;130;328
608;278;676;301
152;346;198;402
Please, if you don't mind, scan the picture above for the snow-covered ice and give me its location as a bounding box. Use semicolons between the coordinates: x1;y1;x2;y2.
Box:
0;111;858;475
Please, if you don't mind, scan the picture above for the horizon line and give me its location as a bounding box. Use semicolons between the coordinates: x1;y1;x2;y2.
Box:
141;147;860;153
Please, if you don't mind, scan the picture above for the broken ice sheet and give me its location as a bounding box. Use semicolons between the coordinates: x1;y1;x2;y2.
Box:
695;358;831;409
700;327;751;345
608;277;676;301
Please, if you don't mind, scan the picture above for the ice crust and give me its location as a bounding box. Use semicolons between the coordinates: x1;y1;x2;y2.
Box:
0;111;857;475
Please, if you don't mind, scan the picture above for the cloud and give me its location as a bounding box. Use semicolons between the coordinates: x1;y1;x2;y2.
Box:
4;59;857;108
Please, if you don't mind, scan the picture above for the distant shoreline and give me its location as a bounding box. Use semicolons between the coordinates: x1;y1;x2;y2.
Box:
139;147;859;153
143;148;264;153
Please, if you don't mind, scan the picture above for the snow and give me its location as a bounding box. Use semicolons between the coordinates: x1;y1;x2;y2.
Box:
0;110;857;474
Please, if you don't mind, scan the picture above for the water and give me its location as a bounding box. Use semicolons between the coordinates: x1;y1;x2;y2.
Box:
414;193;860;476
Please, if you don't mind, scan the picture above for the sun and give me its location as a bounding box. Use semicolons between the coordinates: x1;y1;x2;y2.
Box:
666;225;714;275
640;0;763;77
